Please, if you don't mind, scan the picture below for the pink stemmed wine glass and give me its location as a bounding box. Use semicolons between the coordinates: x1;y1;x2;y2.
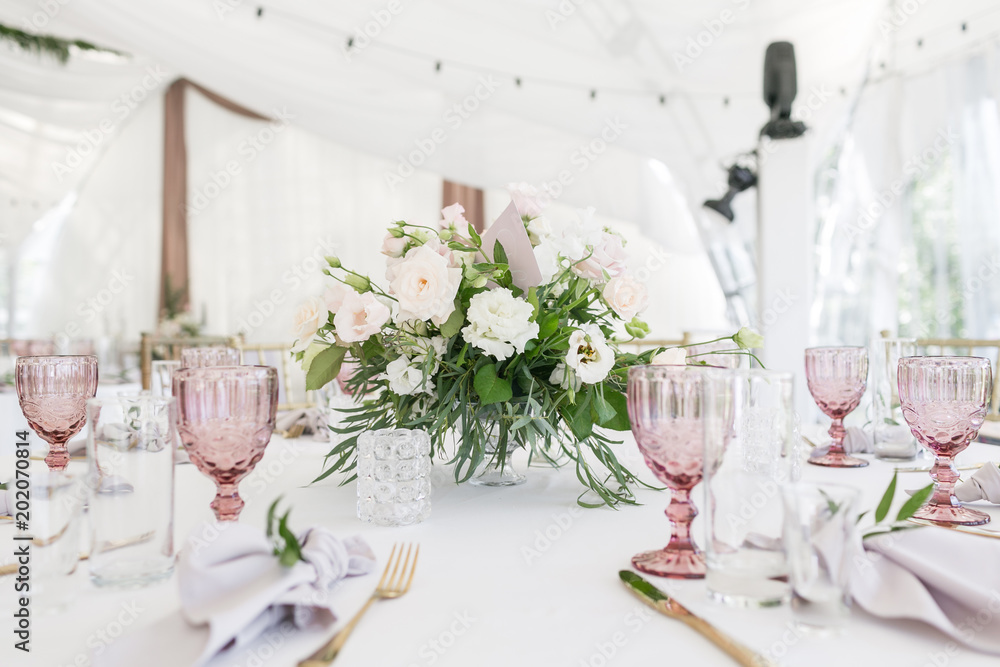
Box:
627;365;708;578
805;347;869;468
15;355;99;470
173;366;277;521
898;356;992;526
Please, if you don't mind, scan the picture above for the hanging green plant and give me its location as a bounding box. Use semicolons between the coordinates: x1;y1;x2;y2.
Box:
0;24;124;63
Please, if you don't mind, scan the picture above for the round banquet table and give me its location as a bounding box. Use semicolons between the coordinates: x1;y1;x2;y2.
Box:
3;426;1000;667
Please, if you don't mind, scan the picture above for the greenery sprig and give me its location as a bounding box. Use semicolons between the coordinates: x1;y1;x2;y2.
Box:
266;496;305;567
0;24;123;63
860;471;934;539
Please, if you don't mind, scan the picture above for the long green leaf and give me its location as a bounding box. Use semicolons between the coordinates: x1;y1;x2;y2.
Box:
874;472;897;523
896;483;934;522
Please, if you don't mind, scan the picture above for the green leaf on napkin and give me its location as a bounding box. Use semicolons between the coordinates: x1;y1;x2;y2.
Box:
267;496;305;567
896;483;934;522
305;345;348;391
874;471;897;523
474;363;512;405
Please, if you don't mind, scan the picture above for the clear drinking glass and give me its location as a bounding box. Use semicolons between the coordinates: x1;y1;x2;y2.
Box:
805;347;869;468
782;482;860;634
151;360;181;398
180;347;241;368
173;366;278;521
29;471;86;612
871;338;919;461
15;355;99;470
357;428;432;526
86;395;177;587
627;365;709;578
898;356;992;526
703;369;794;607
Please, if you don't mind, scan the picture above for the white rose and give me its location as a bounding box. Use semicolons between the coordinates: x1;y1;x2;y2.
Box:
565;324;615;384
549;362;582;391
652;348;687;365
323;283;350;313
388;245;462;325
573;231;627;280
292;296;327;351
461;288;539;360
602;275;649;320
507;182;545;217
381;232;407;258
384;356;434;396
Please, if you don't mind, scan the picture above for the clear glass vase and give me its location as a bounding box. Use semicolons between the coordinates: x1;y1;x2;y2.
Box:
470;418;526;487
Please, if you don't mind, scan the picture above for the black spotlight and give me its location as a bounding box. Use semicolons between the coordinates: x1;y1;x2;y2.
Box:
703;164;757;222
760;41;807;139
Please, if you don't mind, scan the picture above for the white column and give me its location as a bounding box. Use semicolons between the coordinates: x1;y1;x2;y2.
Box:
757;137;813;417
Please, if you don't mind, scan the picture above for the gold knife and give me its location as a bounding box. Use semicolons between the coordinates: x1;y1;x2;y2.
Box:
619;570;775;667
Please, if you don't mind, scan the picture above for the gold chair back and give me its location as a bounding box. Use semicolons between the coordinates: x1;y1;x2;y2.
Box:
233;341;314;411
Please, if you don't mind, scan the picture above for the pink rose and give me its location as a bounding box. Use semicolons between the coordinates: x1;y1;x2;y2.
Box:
602;275;648;320
388;245;462;325
333;292;391;343
323;284;350;313
573;232;627;280
507;182;545;218
441;203;468;227
381;232;407;258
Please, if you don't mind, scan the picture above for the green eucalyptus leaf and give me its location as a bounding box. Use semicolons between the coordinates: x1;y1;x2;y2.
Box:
474;364;513;405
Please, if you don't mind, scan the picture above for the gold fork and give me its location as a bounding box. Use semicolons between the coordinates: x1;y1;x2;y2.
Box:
299;543;419;666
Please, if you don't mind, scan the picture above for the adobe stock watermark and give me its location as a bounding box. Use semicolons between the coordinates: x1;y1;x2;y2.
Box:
384;76;502;191
521;505;583;565
545;0;588;30
53;266;135;349
673;0;752;73
186;107;295;218
577;605;655;667
342;0;406;62
405;611;477;666
20;0;72;31
55;600;144;666
52;66;170;181
532;117;629;206
235;234;340;338
878;0;929;38
845;126;958;241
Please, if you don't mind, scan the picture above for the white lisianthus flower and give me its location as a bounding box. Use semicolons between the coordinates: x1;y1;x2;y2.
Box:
565;324;615;384
525;215;554;245
533;241;561;284
461;288;539;360
602;275;649;320
549;362;583;391
652;348;687;365
401;335;448;374
384;356;434;396
388;244;462;325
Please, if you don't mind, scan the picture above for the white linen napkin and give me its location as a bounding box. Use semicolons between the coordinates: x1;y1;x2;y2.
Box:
852;527;1000;653
955;464;1000;503
809;426;873;457
94;522;375;667
275;408;327;437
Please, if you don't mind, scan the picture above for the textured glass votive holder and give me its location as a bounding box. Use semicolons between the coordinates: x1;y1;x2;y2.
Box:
357;428;431;527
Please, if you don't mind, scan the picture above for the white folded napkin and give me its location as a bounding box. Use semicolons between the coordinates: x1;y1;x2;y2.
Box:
94;522;375;667
809;426;873;457
956;464;1000;503
275;408;328;438
853;527;1000;653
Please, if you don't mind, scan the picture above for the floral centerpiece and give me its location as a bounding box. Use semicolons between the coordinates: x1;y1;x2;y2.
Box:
294;188;759;506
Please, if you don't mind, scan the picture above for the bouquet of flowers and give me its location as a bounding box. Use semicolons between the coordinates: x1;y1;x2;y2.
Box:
294;188;759;506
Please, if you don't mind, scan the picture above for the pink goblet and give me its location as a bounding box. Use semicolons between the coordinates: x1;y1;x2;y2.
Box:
173;366;278;521
805;347;869;468
898;356;992;526
627;365;708;578
15;355;99;470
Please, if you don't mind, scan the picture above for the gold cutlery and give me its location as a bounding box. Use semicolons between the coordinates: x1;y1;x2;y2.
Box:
299;543;419;666
281;423;307;439
0;531;155;576
619;570;775;667
0;515;12;521
908;518;1000;540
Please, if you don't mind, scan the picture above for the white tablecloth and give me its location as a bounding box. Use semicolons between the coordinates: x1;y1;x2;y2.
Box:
2;431;1000;667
